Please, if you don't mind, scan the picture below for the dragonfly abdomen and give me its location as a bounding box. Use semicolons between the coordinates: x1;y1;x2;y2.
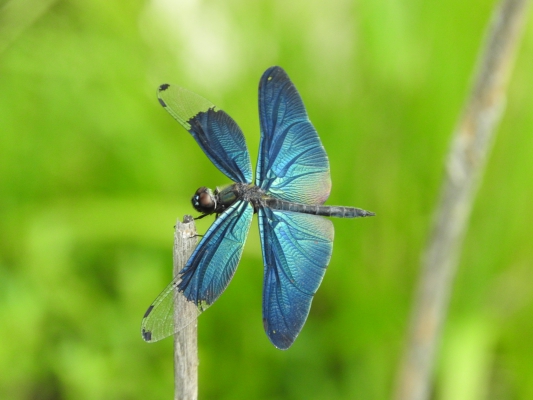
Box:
264;198;375;218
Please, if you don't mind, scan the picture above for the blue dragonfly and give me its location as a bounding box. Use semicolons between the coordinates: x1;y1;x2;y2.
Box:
141;66;374;350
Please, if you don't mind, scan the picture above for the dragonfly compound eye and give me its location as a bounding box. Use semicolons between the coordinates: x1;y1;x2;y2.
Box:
191;187;216;213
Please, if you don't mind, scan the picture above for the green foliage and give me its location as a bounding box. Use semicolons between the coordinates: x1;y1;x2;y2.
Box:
1;0;532;398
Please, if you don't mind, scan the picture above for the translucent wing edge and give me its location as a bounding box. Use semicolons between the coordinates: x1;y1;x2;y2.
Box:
158;84;253;183
141;275;201;342
141;201;254;342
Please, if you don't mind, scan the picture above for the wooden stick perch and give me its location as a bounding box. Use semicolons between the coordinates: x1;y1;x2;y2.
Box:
173;215;198;400
394;1;531;399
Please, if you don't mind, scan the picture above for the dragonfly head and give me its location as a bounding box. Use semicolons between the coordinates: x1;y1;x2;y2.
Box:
191;187;216;214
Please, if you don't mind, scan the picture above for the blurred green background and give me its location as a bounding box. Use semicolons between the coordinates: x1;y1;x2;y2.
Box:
1;0;532;399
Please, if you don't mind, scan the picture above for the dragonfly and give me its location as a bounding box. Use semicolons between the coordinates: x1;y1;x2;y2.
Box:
141;66;374;350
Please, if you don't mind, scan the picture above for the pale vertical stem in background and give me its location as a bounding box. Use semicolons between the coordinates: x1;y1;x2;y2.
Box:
394;1;531;399
173;216;198;400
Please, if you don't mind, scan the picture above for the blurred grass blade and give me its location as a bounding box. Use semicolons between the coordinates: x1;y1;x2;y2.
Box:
394;1;531;399
0;0;57;54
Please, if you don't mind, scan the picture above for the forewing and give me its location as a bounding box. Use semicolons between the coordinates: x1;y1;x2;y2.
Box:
258;207;334;349
256;66;331;204
141;200;253;342
158;84;253;183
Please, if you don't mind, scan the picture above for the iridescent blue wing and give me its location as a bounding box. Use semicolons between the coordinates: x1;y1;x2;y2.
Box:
256;66;331;204
141;200;253;342
158;84;253;184
258;207;334;349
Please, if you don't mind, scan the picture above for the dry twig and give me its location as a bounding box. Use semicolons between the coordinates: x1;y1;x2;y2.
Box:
173;216;198;400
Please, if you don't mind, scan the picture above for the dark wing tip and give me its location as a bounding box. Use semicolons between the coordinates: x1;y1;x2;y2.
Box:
264;66;285;75
143;305;154;318
157;84;171;107
142;328;152;342
263;318;294;350
262;66;286;82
